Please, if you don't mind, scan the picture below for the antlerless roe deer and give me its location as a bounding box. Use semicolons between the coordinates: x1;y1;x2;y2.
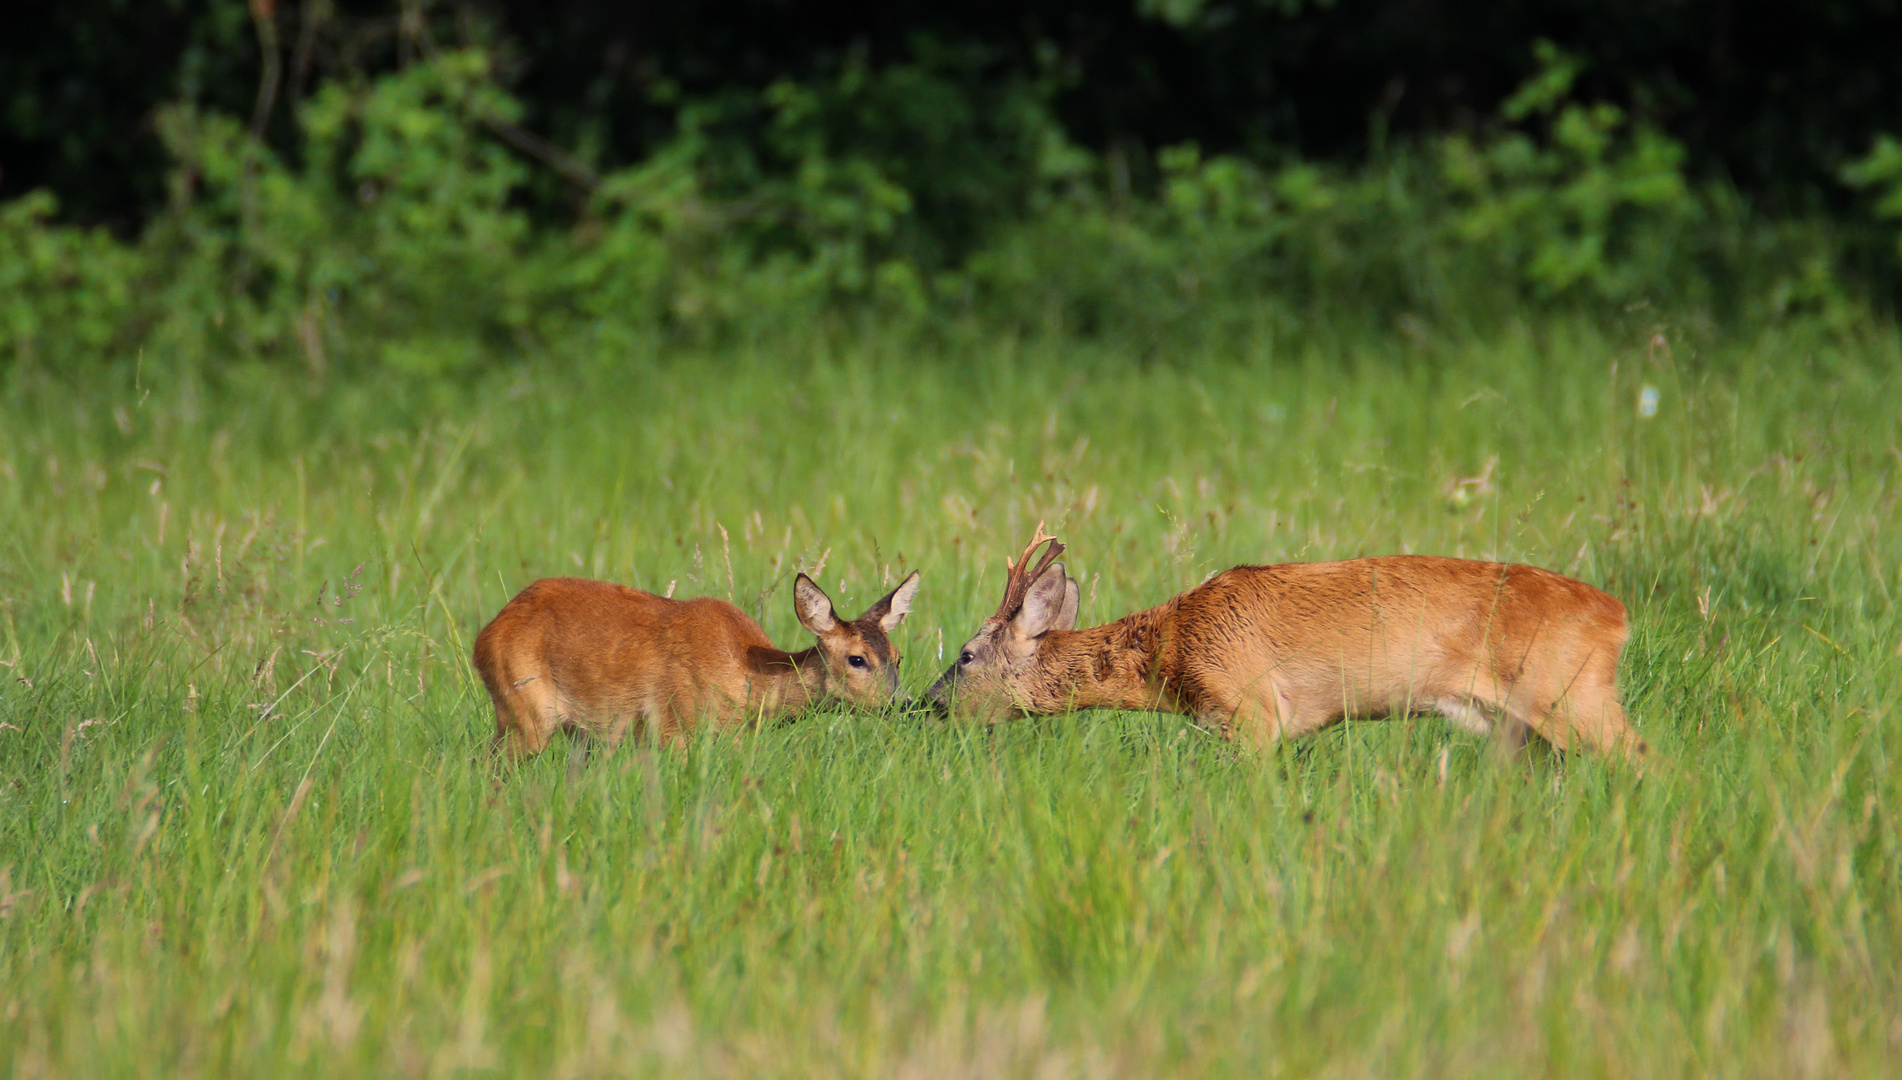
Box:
926;527;1645;760
476;571;920;762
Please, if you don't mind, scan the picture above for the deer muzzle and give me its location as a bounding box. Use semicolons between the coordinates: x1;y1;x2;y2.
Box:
922;666;959;716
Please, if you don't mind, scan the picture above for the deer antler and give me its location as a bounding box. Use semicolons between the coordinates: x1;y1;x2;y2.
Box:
994;521;1065;620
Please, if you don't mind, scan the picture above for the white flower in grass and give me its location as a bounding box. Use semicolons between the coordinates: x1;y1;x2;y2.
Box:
1637;385;1660;418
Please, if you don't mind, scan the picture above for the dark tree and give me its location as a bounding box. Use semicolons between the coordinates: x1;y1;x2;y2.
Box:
6;0;1901;230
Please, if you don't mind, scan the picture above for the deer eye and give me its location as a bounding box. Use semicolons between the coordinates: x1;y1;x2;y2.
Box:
847;655;868;669
959;651;975;666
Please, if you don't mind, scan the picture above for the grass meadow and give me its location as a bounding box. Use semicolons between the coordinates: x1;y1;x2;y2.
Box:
0;321;1898;1077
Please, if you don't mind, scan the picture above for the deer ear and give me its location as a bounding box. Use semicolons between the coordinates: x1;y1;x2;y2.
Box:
864;570;920;633
794;574;843;636
1009;564;1069;640
1053;576;1080;632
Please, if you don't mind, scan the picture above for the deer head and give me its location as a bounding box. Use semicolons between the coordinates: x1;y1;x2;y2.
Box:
924;524;1079;722
794;570;922;709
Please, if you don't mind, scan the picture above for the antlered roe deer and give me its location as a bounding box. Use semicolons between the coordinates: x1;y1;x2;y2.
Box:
475;570;920;762
925;527;1645;760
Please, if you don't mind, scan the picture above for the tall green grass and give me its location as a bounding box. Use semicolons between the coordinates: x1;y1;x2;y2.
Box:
1;321;1898;1076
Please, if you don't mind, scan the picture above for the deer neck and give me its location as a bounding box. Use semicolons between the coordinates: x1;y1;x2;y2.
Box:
745;645;828;716
1024;602;1177;714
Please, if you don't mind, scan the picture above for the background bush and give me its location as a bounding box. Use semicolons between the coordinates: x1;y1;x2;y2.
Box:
5;2;1902;377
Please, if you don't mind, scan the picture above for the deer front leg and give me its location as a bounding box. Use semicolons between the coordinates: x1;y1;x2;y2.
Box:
1190;670;1307;750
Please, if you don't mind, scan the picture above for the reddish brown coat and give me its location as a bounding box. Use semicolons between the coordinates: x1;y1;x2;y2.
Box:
475;572;919;762
929;535;1643;760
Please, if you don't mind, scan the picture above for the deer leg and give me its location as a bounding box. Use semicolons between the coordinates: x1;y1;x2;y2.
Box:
483;685;520;766
1527;688;1646;762
1216;674;1327;750
1592;700;1648;762
1488;690;1637;761
634;697;688;747
1498;648;1646;763
496;719;552;764
565;732;593;779
597;704;657;753
1569;646;1647;761
494;672;569;764
1178;667;1253;744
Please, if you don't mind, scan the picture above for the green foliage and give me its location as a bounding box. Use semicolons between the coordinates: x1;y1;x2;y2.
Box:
0;192;141;368
965;145;1485;341
149;50;541;377
1138;0;1330;25
572;79;926;331
0;49;553;377
0;41;1891;376
1844;133;1902;254
961;46;1876;344
1439;42;1699;299
15;0;1902;241
569;43;1067;331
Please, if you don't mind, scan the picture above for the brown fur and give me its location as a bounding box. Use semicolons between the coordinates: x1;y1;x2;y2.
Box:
474;571;920;763
928;544;1645;761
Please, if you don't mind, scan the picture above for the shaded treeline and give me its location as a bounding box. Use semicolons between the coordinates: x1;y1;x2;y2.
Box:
6;0;1902;377
9;0;1902;235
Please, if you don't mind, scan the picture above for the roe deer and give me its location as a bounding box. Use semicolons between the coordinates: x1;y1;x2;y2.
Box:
925;527;1645;760
475;570;921;762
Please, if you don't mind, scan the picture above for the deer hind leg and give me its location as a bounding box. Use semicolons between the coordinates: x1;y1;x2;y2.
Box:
1495;651;1646;763
491;671;567;765
1569;694;1646;761
1537;663;1647;762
